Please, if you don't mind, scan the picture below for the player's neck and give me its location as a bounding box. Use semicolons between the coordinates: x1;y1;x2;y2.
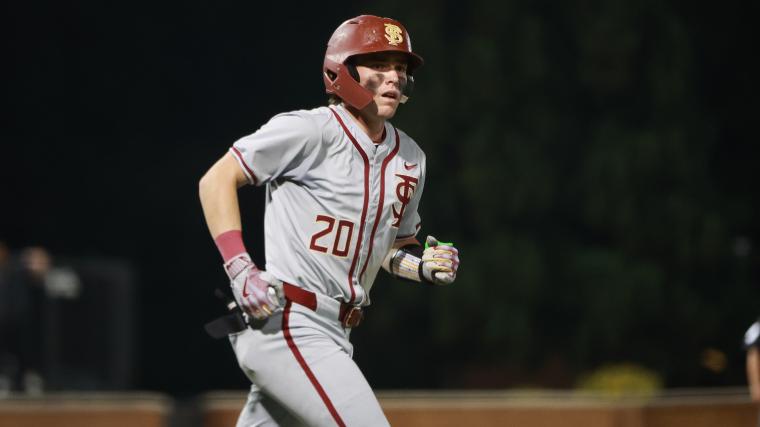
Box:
344;104;386;143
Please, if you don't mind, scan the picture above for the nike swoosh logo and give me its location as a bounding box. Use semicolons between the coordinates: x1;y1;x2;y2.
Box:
404;162;417;170
242;278;250;298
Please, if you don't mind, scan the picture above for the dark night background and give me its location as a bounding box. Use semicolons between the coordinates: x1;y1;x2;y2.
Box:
2;0;759;397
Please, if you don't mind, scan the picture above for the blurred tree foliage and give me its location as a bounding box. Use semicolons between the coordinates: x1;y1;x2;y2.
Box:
352;0;759;389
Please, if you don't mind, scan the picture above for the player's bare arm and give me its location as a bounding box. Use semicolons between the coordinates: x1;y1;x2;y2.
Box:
199;152;248;238
199;152;281;320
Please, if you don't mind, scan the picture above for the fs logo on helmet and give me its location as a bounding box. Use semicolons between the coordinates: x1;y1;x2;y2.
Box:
384;23;403;46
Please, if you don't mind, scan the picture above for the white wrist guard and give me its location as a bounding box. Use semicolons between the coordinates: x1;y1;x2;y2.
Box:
388;245;425;282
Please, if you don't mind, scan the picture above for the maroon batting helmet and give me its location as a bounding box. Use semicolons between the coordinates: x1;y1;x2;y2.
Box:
323;15;424;109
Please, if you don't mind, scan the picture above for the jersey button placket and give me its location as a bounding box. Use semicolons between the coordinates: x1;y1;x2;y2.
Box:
357;150;382;285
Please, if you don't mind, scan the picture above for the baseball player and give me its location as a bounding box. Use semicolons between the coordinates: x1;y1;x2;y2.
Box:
199;15;460;426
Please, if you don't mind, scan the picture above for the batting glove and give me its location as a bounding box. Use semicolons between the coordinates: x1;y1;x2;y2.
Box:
421;235;459;285
224;253;282;320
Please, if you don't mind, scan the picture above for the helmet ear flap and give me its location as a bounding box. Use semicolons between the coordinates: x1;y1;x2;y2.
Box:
323;59;374;109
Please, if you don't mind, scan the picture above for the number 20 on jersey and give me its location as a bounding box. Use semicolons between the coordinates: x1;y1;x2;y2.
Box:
309;215;355;257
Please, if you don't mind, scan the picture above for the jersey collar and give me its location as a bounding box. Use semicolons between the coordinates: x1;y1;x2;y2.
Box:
334;104;393;152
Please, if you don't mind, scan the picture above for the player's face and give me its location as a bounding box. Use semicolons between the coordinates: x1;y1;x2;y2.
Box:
353;52;409;119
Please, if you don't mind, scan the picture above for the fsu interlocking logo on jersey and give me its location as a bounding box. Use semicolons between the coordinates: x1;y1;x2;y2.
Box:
391;173;418;227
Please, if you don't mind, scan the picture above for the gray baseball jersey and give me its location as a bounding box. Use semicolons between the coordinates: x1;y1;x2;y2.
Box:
230;104;426;306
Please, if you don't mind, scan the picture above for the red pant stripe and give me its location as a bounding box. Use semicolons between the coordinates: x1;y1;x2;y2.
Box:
282;301;346;427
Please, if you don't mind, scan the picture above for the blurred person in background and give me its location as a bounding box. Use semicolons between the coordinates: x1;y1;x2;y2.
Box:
0;241;51;394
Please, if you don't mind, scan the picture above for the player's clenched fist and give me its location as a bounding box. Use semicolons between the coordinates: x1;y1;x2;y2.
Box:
421;235;459;285
224;253;282;319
